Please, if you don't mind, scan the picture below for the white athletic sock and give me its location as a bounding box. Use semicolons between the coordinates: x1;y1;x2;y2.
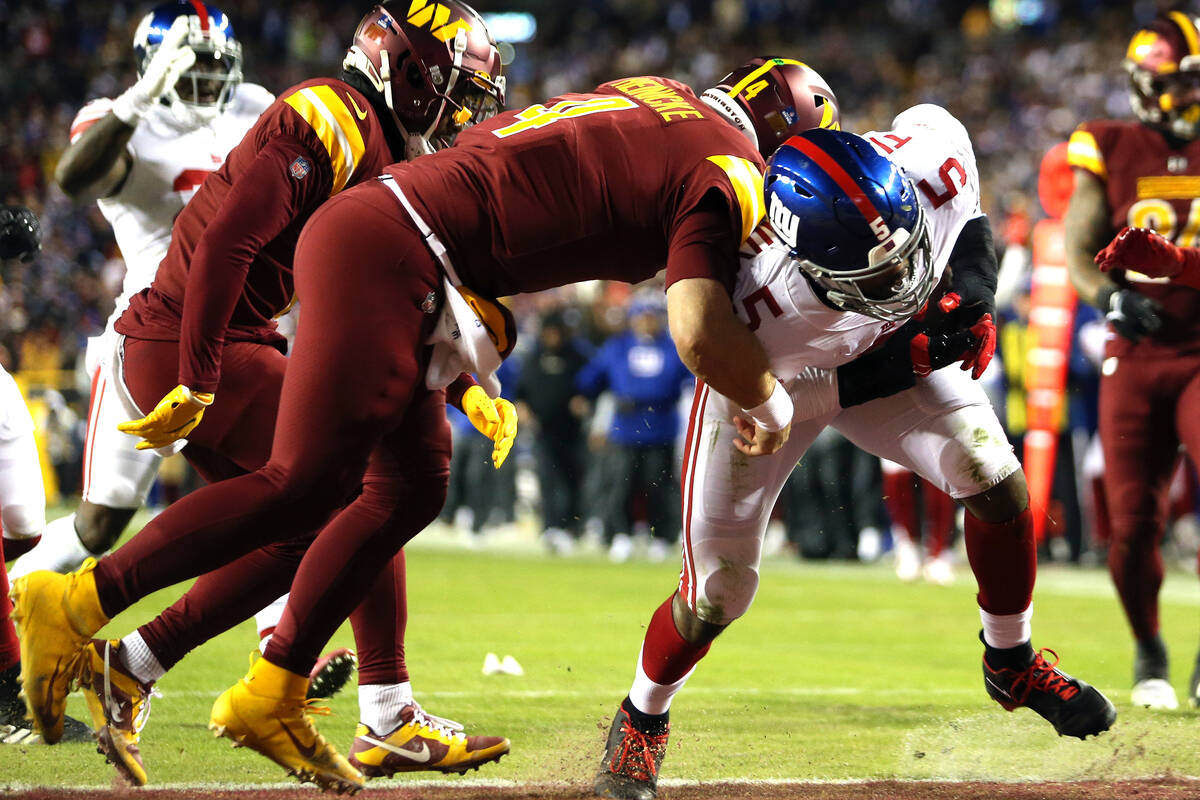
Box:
254;593;288;646
358;681;414;734
8;513;92;580
119;631;167;684
628;643;696;716
980;603;1033;650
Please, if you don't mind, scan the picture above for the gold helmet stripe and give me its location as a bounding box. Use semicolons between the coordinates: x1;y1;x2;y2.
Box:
1169;11;1200;57
728;58;805;98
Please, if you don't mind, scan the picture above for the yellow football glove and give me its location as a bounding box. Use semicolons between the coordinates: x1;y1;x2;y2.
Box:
461;384;518;469
117;384;214;451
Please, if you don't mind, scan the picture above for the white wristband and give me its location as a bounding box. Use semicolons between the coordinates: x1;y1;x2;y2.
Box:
741;379;793;432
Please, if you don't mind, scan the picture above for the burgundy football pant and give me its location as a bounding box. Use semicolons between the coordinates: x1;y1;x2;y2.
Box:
1100;348;1200;643
94;187;444;681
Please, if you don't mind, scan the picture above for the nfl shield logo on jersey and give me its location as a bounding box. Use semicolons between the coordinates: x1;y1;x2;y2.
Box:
421;291;438;314
289;156;311;180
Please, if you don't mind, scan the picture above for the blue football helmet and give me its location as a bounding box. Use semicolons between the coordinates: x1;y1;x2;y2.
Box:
133;1;243;123
763;128;934;322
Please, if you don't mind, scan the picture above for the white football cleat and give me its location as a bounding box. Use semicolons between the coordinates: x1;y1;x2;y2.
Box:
1130;678;1178;710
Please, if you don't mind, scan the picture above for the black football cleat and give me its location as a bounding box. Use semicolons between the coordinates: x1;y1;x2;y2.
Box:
594;699;669;800
983;643;1116;739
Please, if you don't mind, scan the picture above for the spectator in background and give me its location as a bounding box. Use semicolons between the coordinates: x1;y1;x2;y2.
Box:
516;311;591;556
577;292;692;563
783;429;883;562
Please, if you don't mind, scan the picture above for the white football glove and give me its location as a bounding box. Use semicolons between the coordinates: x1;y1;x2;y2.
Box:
112;17;197;125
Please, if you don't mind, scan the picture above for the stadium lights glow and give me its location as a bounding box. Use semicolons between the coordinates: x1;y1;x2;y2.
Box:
483;12;536;43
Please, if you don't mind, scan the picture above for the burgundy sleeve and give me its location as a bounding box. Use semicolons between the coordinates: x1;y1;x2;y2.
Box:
445;372;479;411
663;189;741;294
179;136;331;392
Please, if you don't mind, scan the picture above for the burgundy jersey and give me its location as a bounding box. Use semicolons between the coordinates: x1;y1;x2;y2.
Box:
117;78;396;392
1069;119;1200;353
386;76;768;297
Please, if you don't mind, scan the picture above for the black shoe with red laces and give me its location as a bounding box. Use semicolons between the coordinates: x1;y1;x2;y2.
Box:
981;633;1116;739
595;698;669;800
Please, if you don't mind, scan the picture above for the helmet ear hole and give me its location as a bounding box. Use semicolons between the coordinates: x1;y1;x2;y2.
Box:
406;61;425;90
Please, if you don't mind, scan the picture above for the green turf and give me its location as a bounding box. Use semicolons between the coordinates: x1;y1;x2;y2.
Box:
5;521;1200;788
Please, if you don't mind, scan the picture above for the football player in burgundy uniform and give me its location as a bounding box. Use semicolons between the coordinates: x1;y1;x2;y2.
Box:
12;56;838;791
1065;11;1200;711
10;1;511;787
12;1;271;580
26;0;362;730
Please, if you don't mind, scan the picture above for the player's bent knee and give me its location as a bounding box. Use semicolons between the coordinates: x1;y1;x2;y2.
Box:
696;564;759;625
962;469;1028;523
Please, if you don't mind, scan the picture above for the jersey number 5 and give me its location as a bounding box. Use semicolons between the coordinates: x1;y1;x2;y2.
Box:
868;134;966;210
741;286;783;332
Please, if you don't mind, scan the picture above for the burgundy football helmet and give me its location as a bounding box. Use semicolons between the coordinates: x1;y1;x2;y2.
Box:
702;57;840;160
343;1;505;157
1126;11;1200;139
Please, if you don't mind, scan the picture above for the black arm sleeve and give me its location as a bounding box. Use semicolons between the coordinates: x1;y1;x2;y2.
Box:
947;216;998;301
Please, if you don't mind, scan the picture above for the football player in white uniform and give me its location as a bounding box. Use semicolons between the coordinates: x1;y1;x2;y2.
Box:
11;3;268;573
0;207;91;743
595;110;1117;800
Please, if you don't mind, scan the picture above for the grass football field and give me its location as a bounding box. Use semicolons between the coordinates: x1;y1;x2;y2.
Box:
4;516;1200;797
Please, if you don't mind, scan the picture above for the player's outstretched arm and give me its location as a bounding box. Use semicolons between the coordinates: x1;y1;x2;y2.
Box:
666;277;790;456
56;17;195;202
55;113;137;202
1095;226;1200;290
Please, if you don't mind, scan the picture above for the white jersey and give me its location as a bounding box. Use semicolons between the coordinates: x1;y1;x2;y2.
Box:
673;107;1018;629
69;83;273;327
732;103;984;384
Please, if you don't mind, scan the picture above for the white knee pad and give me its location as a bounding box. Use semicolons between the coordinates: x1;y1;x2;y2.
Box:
695;563;760;625
2;503;44;540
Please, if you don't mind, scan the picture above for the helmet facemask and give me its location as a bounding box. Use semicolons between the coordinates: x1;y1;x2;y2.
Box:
138;14;242;127
794;203;935;322
1128;62;1200;139
422;35;505;152
343;18;504;161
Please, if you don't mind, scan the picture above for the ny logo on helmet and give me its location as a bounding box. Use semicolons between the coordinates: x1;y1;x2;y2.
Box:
768;193;799;248
408;0;473;43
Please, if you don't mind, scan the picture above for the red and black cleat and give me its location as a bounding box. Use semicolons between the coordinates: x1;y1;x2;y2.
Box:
595;699;669;800
307;648;357;701
983;641;1116;739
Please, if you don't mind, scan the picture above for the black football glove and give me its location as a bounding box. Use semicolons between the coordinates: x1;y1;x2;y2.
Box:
0;205;41;263
836;318;978;409
1098;286;1162;343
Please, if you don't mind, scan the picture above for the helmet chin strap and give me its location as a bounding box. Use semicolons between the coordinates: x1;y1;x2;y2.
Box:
700;88;759;154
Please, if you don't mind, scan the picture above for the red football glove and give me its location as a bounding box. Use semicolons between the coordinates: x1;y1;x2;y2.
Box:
1094;226;1184;278
933;293;996;379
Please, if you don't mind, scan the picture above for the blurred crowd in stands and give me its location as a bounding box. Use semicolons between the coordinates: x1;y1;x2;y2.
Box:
2;1;1193;572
